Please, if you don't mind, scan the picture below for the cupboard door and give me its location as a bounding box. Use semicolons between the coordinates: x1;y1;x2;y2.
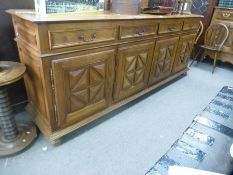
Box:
114;42;154;102
52;49;115;128
172;34;196;73
149;37;179;86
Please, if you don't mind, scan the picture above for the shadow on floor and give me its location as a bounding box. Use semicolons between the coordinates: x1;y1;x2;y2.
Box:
61;74;186;145
190;57;233;73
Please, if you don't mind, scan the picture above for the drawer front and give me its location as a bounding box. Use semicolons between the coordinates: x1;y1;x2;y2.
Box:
225;25;233;47
120;23;157;39
215;10;233;21
183;20;200;31
158;21;183;34
48;26;117;49
222;46;233;54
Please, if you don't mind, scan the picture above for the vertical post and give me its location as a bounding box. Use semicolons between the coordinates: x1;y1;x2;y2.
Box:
0;87;19;141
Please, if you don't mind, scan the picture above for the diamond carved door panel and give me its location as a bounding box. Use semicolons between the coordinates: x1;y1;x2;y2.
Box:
52;49;115;128
114;41;154;102
149;37;179;86
172;34;196;73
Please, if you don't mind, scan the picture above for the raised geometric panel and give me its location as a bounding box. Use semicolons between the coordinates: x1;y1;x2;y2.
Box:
52;49;114;128
177;41;191;66
69;62;107;112
90;83;104;103
172;35;196;74
126;72;135;83
126;56;137;73
115;42;154;101
163;46;173;72
123;77;131;89
136;57;144;70
157;48;167;72
69;69;88;91
149;37;179;86
71;88;89;112
138;52;148;68
139;53;148;63
90;63;105;85
123;52;148;88
155;46;174;76
135;69;144;84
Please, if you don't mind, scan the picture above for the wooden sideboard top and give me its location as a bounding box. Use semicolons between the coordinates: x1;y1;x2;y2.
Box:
6;9;202;23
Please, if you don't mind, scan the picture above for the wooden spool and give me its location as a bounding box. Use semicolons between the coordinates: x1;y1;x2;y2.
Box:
0;61;37;156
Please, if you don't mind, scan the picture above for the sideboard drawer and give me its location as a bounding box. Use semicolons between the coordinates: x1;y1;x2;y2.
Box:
158;21;183;34
48;26;117;49
119;22;158;39
215;10;233;20
183;20;200;31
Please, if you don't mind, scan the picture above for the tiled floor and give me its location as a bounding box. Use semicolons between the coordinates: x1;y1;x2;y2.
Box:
1;60;233;175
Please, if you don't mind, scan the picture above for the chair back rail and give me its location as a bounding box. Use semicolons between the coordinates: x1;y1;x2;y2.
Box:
194;21;204;44
204;23;229;51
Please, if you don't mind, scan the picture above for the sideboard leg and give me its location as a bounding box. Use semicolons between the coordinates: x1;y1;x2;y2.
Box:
50;138;62;146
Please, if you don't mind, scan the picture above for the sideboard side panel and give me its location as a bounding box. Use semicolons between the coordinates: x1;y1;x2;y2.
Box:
17;42;53;135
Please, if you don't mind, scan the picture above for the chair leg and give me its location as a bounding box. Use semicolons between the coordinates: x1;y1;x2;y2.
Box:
198;51;206;63
189;48;202;67
212;52;218;74
190;46;197;60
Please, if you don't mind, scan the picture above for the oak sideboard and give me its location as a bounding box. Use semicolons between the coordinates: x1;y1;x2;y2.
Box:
7;10;202;144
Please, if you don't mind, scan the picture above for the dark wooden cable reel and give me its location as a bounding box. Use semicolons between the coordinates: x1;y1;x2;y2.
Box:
0;61;37;156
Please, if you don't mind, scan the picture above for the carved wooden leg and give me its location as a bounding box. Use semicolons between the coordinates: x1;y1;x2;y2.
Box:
197;50;205;64
212;52;218;74
0;87;37;156
0;88;19;140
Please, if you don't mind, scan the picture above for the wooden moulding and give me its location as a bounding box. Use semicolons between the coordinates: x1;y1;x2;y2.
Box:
6;9;202;22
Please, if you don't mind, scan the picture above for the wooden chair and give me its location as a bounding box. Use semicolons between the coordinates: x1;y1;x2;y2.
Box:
195;21;204;45
189;23;229;74
190;21;204;60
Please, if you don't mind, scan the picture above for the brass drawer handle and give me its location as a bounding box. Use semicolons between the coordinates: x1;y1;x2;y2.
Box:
168;26;177;31
136;28;145;36
222;13;231;18
79;33;97;42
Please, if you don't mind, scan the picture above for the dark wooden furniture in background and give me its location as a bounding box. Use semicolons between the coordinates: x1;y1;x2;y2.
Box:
7;10;201;144
196;0;219;44
211;7;233;65
0;0;34;106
